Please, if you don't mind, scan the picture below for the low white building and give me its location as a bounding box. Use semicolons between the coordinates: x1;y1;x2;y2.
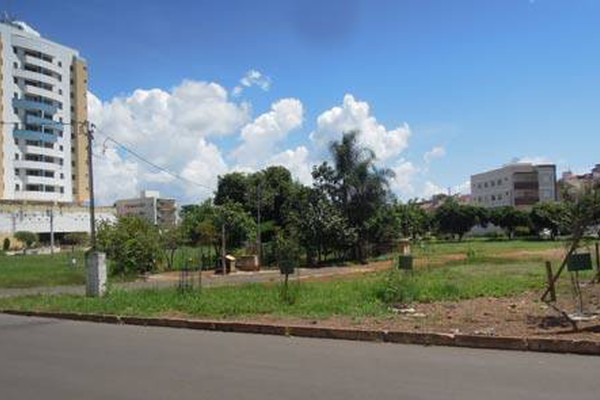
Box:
0;201;116;244
115;190;177;227
471;163;557;209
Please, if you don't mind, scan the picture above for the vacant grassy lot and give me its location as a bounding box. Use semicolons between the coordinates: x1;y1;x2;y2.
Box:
1;239;590;320
0;251;87;288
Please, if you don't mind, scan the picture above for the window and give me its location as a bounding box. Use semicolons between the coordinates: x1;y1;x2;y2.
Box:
14;138;18;145
59;145;63;151
491;181;495;187
13;62;17;68
15;184;20;191
60;173;64;179
15;153;19;160
484;182;488;188
14;169;19;176
13;92;18;99
497;179;502;186
58;89;62;95
58;61;62;67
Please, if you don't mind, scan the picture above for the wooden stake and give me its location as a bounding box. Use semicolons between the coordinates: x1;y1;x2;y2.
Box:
545;261;556;302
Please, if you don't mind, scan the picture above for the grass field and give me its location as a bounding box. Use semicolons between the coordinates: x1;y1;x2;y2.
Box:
1;237;592;319
0;251;87;288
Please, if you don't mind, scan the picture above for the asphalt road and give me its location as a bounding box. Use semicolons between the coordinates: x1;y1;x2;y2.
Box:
1;314;599;400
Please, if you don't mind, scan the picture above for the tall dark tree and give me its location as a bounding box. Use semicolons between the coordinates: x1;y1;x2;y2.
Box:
434;198;483;241
490;206;530;239
313;131;394;262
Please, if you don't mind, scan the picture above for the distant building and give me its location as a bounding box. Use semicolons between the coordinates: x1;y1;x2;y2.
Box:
0;202;116;244
559;164;600;193
471;163;557;209
115;190;177;227
0;19;90;204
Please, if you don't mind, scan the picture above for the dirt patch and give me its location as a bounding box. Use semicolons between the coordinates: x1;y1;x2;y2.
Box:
215;286;600;342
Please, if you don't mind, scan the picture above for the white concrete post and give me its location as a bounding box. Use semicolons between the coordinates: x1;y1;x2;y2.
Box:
86;251;107;297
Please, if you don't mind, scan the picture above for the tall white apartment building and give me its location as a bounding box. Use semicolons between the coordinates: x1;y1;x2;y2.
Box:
0;19;89;204
471;163;557;209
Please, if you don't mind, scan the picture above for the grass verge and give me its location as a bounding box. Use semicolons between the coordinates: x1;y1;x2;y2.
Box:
1;259;584;320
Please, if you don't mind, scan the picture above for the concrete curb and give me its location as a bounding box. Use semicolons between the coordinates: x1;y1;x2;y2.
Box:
2;309;599;356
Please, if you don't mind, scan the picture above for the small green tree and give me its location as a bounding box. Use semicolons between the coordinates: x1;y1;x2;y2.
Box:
530;202;566;240
14;231;38;253
433;199;482;240
159;226;186;270
63;232;90;247
490;206;530;239
97;216;161;276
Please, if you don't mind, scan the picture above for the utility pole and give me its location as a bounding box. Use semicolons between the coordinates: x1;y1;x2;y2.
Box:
256;181;262;267
221;222;226;274
48;208;54;255
86;121;97;249
83;121;106;297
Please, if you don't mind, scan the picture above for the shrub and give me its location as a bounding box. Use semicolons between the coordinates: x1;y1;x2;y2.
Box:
14;231;38;250
97;216;161;276
63;232;90;246
377;268;420;305
2;238;10;251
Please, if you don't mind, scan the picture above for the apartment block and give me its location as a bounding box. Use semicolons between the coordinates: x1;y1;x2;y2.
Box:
471;163;557;209
0;19;89;204
115;190;177;227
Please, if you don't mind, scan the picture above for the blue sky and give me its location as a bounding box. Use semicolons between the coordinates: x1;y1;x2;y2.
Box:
12;0;600;204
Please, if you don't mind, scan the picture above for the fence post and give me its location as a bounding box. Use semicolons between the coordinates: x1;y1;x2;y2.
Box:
545;261;556;302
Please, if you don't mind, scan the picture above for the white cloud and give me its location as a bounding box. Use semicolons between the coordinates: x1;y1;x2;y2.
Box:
424;146;446;163
267;146;313;184
390;160;419;197
233;69;272;96
89;80;249;204
421;181;446;199
231;98;304;168
311;94;411;161
513;156;553;165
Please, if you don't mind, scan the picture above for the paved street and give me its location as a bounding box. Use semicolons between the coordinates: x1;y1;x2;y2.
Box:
1;314;599;400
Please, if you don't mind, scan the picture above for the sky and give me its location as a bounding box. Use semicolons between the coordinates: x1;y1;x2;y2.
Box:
10;0;600;205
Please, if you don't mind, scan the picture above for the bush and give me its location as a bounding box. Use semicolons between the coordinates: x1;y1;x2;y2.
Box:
63;232;90;246
14;231;38;249
2;238;10;251
97;216;161;276
377;268;420;305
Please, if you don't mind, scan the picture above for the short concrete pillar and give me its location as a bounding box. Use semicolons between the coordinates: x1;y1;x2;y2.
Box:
399;239;412;256
86;251;107;297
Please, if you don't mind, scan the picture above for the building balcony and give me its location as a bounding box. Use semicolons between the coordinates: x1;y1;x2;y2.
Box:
14;159;62;171
24;54;62;75
14;68;57;86
12;98;57;115
26;115;64;132
13;129;58;143
24;84;63;103
22;175;61;186
23;145;62;158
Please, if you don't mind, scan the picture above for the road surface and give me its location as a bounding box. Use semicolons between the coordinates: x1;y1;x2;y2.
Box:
1;313;599;400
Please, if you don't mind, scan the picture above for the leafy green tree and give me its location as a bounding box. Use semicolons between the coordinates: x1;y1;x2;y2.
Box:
214;172;250;206
97;216;161;276
63;232;90;247
393;200;432;239
490;206;530;239
14;231;38;252
159;226;186;270
433;199;482;240
530;202;567;240
313;131;394;262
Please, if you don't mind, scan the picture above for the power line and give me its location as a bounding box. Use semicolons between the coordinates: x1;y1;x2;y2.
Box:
93;129;215;192
4;119;216;193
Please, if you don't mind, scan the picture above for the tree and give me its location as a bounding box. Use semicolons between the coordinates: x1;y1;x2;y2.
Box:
530;202;567;240
214;172;250;206
63;232;90;247
97;216;161;276
313;131;394;262
433;199;482;240
159;226;186;270
14;231;38;252
393;200;432;239
490;206;530;239
3;238;10;252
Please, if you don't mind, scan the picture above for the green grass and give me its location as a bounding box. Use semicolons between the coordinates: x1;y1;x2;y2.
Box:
0;251;87;288
0;257;586;320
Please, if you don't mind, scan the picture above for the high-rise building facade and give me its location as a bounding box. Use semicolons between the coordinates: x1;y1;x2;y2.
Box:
471;163;557;209
0;19;89;204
